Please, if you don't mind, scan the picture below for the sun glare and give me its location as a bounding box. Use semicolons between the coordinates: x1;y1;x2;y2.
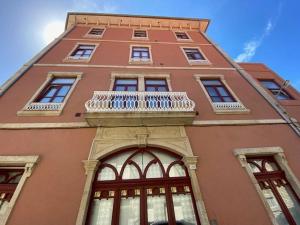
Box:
43;21;65;44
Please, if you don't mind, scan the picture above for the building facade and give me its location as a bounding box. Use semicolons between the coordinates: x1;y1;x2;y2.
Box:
0;13;300;225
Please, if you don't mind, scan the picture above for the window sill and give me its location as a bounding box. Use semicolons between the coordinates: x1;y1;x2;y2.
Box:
63;57;91;63
212;102;250;114
129;59;153;65
84;34;104;39
132;37;149;41
17;102;63;116
176;38;193;42
187;60;211;66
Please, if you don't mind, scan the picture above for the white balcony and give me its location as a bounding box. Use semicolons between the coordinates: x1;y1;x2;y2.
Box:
84;91;196;126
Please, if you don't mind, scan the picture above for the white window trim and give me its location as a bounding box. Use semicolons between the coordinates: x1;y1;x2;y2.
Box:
129;45;153;65
17;72;82;116
0;155;39;225
63;42;99;63
234;146;300;225
173;30;193;42
84;27;106;39
132;29;149;40
194;74;250;114
180;46;211;65
109;72;172;91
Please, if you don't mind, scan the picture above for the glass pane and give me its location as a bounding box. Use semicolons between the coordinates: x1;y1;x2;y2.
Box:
211;97;222;102
248;162;261;173
146;163;163;178
146;87;156;92
53;97;64;103
119;197;140;225
158;86;167;92
79;45;95;50
122;164;140;179
127;86;137;92
145;80;166;85
131;152;154;173
115;86;126;91
89;198;113;225
223;97;235;102
169;164;186;177
194;53;204;60
265;161;279;172
39;97;51;103
57;86;71;96
105;151;134;173
97;167;116;181
276;184;300;223
147;195;168;224
260;80;280;89
216;87;229;97
116;79;137;85
52;78;75;84
152;150;178;171
45;87;58;97
172;193;197;225
8;171;23;183
206;87;218;97
202;80;222;85
262;188;289;225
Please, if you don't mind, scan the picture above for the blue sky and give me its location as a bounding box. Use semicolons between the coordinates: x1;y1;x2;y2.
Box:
0;0;299;91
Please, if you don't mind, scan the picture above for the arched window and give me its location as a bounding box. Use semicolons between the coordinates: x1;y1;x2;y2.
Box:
86;148;201;225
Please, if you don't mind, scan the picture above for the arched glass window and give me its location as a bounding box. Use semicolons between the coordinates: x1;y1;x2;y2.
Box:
86;148;201;225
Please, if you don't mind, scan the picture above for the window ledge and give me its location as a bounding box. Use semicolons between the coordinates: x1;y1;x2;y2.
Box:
63;57;91;63
188;60;211;66
212;102;250;114
132;37;149;40
17;103;63;116
129;59;153;65
84;34;104;39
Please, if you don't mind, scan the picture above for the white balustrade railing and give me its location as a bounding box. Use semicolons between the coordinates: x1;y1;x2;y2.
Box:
212;102;248;112
26;102;62;111
85;91;195;112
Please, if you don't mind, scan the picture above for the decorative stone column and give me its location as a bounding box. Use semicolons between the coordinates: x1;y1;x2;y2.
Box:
183;156;210;225
76;160;99;225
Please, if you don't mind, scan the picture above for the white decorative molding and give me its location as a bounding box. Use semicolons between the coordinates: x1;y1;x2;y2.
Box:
85;91;195;112
25;102;62;111
0;155;39;225
212;102;249;114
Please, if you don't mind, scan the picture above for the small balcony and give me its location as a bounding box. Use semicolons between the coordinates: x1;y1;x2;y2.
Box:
84;91;196;126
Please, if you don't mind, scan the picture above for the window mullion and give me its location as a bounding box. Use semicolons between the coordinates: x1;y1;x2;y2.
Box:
141;188;147;225
269;179;297;225
112;189;121;225
165;185;176;225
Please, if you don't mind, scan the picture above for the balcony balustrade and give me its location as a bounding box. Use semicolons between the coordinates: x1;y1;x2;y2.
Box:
84;91;196;126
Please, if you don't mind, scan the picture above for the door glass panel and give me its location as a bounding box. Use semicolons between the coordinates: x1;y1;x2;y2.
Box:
146;163;163;178
53;97;64;103
119;197;140;225
52;78;75;84
57;86;71;96
152;150;178;171
89;198;114;225
211;97;222;102
97;167;116;181
147;195;168;225
216;87;229;96
172;193;197;225
261;188;289;225
265;161;279;172
105;151;135;173
169;164;186;177
206;87;218;97
276;184;300;223
122;164;140;180
45;87;58;97
39;97;51;103
131;152;154;173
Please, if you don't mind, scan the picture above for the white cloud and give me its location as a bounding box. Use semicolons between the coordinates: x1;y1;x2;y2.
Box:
43;21;65;44
235;2;283;62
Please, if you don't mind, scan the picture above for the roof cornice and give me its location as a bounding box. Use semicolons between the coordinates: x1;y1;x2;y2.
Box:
65;12;210;32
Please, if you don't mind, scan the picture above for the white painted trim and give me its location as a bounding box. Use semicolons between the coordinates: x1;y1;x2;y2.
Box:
132;29;149;40
129;44;153;64
194;74;250;114
63;42;99;63
234;147;300;225
173;30;193;42
84;27;106;39
33;63;236;71
17;72;82;116
0;155;39;225
180;46;211;65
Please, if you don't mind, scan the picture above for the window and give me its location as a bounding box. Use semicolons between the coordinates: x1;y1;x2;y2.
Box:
260;80;293;100
184;48;205;61
0;169;24;214
201;79;235;102
129;46;152;64
88;28;105;36
18;72;82;116
86;148;201;225
34;77;76;103
175;31;190;40
145;79;169;92
69;44;96;60
113;78;138;92
133;30;148;38
247;156;300;225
